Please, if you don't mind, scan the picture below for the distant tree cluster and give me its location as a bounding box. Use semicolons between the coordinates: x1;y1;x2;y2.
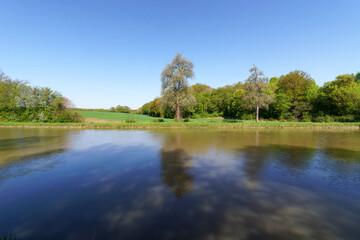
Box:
140;54;360;122
109;105;132;113
0;71;82;122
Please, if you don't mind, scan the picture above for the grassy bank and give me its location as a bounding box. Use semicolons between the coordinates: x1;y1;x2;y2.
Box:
0;121;359;129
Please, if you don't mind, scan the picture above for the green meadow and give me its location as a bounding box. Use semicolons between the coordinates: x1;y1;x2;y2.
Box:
77;111;225;123
77;110;171;122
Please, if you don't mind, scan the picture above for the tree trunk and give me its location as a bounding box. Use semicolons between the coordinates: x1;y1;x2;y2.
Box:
256;105;259;122
176;101;181;122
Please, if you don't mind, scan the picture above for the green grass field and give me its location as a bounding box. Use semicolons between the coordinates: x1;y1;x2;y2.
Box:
77;111;172;122
77;111;225;123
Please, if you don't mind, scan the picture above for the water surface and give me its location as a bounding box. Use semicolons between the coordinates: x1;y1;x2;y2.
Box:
0;128;360;239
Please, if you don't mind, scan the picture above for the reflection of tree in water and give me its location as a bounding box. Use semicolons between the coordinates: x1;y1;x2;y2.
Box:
241;146;271;187
274;145;315;170
0;129;73;185
0;148;66;185
240;145;317;186
160;149;194;199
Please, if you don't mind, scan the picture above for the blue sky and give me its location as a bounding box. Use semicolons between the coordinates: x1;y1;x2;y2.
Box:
1;0;359;109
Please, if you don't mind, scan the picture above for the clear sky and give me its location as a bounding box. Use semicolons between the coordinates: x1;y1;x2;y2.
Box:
1;0;359;109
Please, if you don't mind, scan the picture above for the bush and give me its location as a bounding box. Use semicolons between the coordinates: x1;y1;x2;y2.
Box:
240;114;254;120
313;115;334;123
333;115;356;122
52;111;84;123
183;118;191;122
153;119;165;122
192;113;201;119
301;112;312;122
125;118;136;123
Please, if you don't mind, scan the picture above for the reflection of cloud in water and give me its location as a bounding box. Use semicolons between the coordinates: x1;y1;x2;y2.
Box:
1;129;360;239
188;181;359;240
70;130;162;151
104;186;167;230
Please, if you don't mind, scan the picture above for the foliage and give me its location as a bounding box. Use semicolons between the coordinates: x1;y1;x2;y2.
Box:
243;65;273;122
148;98;162;117
161;53;195;122
355;72;360;82
0;71;81;123
141;68;360;122
1;234;16;240
277;70;318;120
125;118;136;123
317;74;360;116
109;105;131;113
153;118;165;122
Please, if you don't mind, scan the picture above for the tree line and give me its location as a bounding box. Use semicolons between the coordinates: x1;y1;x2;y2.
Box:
0;71;82;122
140;54;360;122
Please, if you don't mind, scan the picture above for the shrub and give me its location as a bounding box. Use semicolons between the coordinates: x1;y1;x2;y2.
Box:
192;113;201;119
125;118;136;123
333;115;356;122
301;112;312;122
153;119;165;122
313;115;334;123
183;118;191;122
240;114;254;120
52;111;84;123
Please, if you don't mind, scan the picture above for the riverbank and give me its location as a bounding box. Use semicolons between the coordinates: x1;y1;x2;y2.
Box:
0;121;359;129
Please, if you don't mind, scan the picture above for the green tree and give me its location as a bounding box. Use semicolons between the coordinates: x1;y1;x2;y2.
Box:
0;71;81;123
140;102;150;115
148;98;162;117
355;72;360;82
229;88;246;118
318;74;360;116
115;105;131;113
278;70;318;120
243;65;273;122
161;53;195;122
272;91;292;119
207;86;237;117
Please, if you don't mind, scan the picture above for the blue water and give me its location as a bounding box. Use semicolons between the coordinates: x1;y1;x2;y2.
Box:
0;129;359;239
